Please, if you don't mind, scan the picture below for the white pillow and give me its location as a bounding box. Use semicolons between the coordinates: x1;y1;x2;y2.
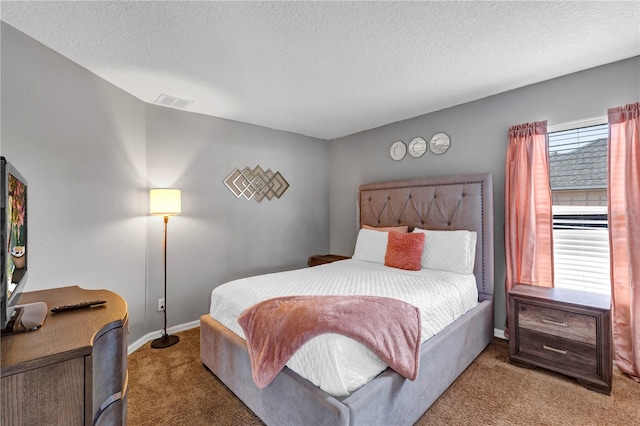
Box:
352;228;389;264
412;228;477;274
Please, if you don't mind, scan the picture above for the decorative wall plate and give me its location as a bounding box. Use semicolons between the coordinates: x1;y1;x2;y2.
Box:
389;141;407;161
429;132;451;155
408;137;427;158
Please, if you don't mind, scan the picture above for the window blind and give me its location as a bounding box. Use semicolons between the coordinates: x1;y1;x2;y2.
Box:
549;124;610;295
552;206;610;294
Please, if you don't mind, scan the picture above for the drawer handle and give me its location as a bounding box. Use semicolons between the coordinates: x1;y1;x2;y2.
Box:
543;344;568;355
542;318;567;327
100;391;122;412
94;391;122;423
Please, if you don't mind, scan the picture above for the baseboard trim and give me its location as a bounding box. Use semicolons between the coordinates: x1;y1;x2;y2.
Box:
128;320;200;355
494;328;507;340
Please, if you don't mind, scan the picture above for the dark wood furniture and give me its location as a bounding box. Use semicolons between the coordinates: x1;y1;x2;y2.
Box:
1;286;129;425
508;284;612;394
307;254;351;267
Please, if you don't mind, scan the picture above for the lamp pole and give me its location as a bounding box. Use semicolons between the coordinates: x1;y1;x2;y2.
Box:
151;215;179;349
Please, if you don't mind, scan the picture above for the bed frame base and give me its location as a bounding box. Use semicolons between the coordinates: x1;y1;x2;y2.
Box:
200;299;492;426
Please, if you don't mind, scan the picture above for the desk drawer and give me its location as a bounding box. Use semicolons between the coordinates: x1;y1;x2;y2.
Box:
519;303;596;345
519;329;598;374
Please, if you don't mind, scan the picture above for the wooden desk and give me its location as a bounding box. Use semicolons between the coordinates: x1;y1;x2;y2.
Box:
1;286;129;425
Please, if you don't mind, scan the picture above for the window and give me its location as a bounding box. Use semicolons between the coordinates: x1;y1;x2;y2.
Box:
548;122;610;295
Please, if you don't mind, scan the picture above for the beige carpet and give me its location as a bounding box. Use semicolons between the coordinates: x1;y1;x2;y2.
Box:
128;327;640;425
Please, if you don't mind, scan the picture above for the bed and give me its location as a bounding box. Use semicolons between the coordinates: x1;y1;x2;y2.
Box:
200;173;494;425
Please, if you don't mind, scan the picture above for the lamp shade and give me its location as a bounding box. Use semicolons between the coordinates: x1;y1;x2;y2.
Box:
150;188;181;216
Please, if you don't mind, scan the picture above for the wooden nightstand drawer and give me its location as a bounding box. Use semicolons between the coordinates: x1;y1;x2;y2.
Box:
519;303;596;345
519;329;598;374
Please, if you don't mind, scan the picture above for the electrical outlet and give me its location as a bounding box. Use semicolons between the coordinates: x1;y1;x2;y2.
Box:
157;298;165;312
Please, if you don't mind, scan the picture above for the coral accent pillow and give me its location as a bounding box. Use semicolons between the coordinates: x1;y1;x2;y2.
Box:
362;224;409;233
384;231;425;271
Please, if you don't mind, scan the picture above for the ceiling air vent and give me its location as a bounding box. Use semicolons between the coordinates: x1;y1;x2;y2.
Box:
154;94;194;109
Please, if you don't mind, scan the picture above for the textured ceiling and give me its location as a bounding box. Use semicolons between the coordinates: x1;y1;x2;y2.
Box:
1;1;638;139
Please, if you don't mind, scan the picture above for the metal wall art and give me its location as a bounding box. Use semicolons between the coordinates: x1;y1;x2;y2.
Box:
389;141;407;161
408;137;427;158
224;166;289;202
389;132;451;160
429;132;451;155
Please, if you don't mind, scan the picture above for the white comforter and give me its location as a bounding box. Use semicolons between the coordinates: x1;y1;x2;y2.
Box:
209;259;478;396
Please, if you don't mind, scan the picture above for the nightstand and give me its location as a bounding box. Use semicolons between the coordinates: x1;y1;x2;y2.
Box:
508;284;612;395
307;254;351;267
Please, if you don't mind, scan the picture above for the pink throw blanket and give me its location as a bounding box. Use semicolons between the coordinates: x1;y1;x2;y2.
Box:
237;295;421;389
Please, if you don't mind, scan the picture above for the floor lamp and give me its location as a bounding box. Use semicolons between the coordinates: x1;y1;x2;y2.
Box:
150;188;181;349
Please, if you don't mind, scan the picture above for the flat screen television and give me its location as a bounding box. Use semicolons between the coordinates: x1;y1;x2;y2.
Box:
1;156;46;335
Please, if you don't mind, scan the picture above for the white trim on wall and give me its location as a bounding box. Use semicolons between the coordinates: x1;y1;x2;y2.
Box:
548;116;607;132
128;319;200;354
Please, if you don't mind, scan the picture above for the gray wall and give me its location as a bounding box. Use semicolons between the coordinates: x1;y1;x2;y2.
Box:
144;105;329;330
328;56;640;331
1;22;330;342
1;22;149;338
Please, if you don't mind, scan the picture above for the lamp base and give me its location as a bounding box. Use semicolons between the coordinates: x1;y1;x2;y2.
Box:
150;334;179;349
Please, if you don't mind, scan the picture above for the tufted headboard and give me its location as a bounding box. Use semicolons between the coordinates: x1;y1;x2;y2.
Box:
358;173;494;301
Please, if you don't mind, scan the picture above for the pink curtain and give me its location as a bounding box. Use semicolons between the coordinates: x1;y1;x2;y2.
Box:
608;102;640;382
504;121;554;329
